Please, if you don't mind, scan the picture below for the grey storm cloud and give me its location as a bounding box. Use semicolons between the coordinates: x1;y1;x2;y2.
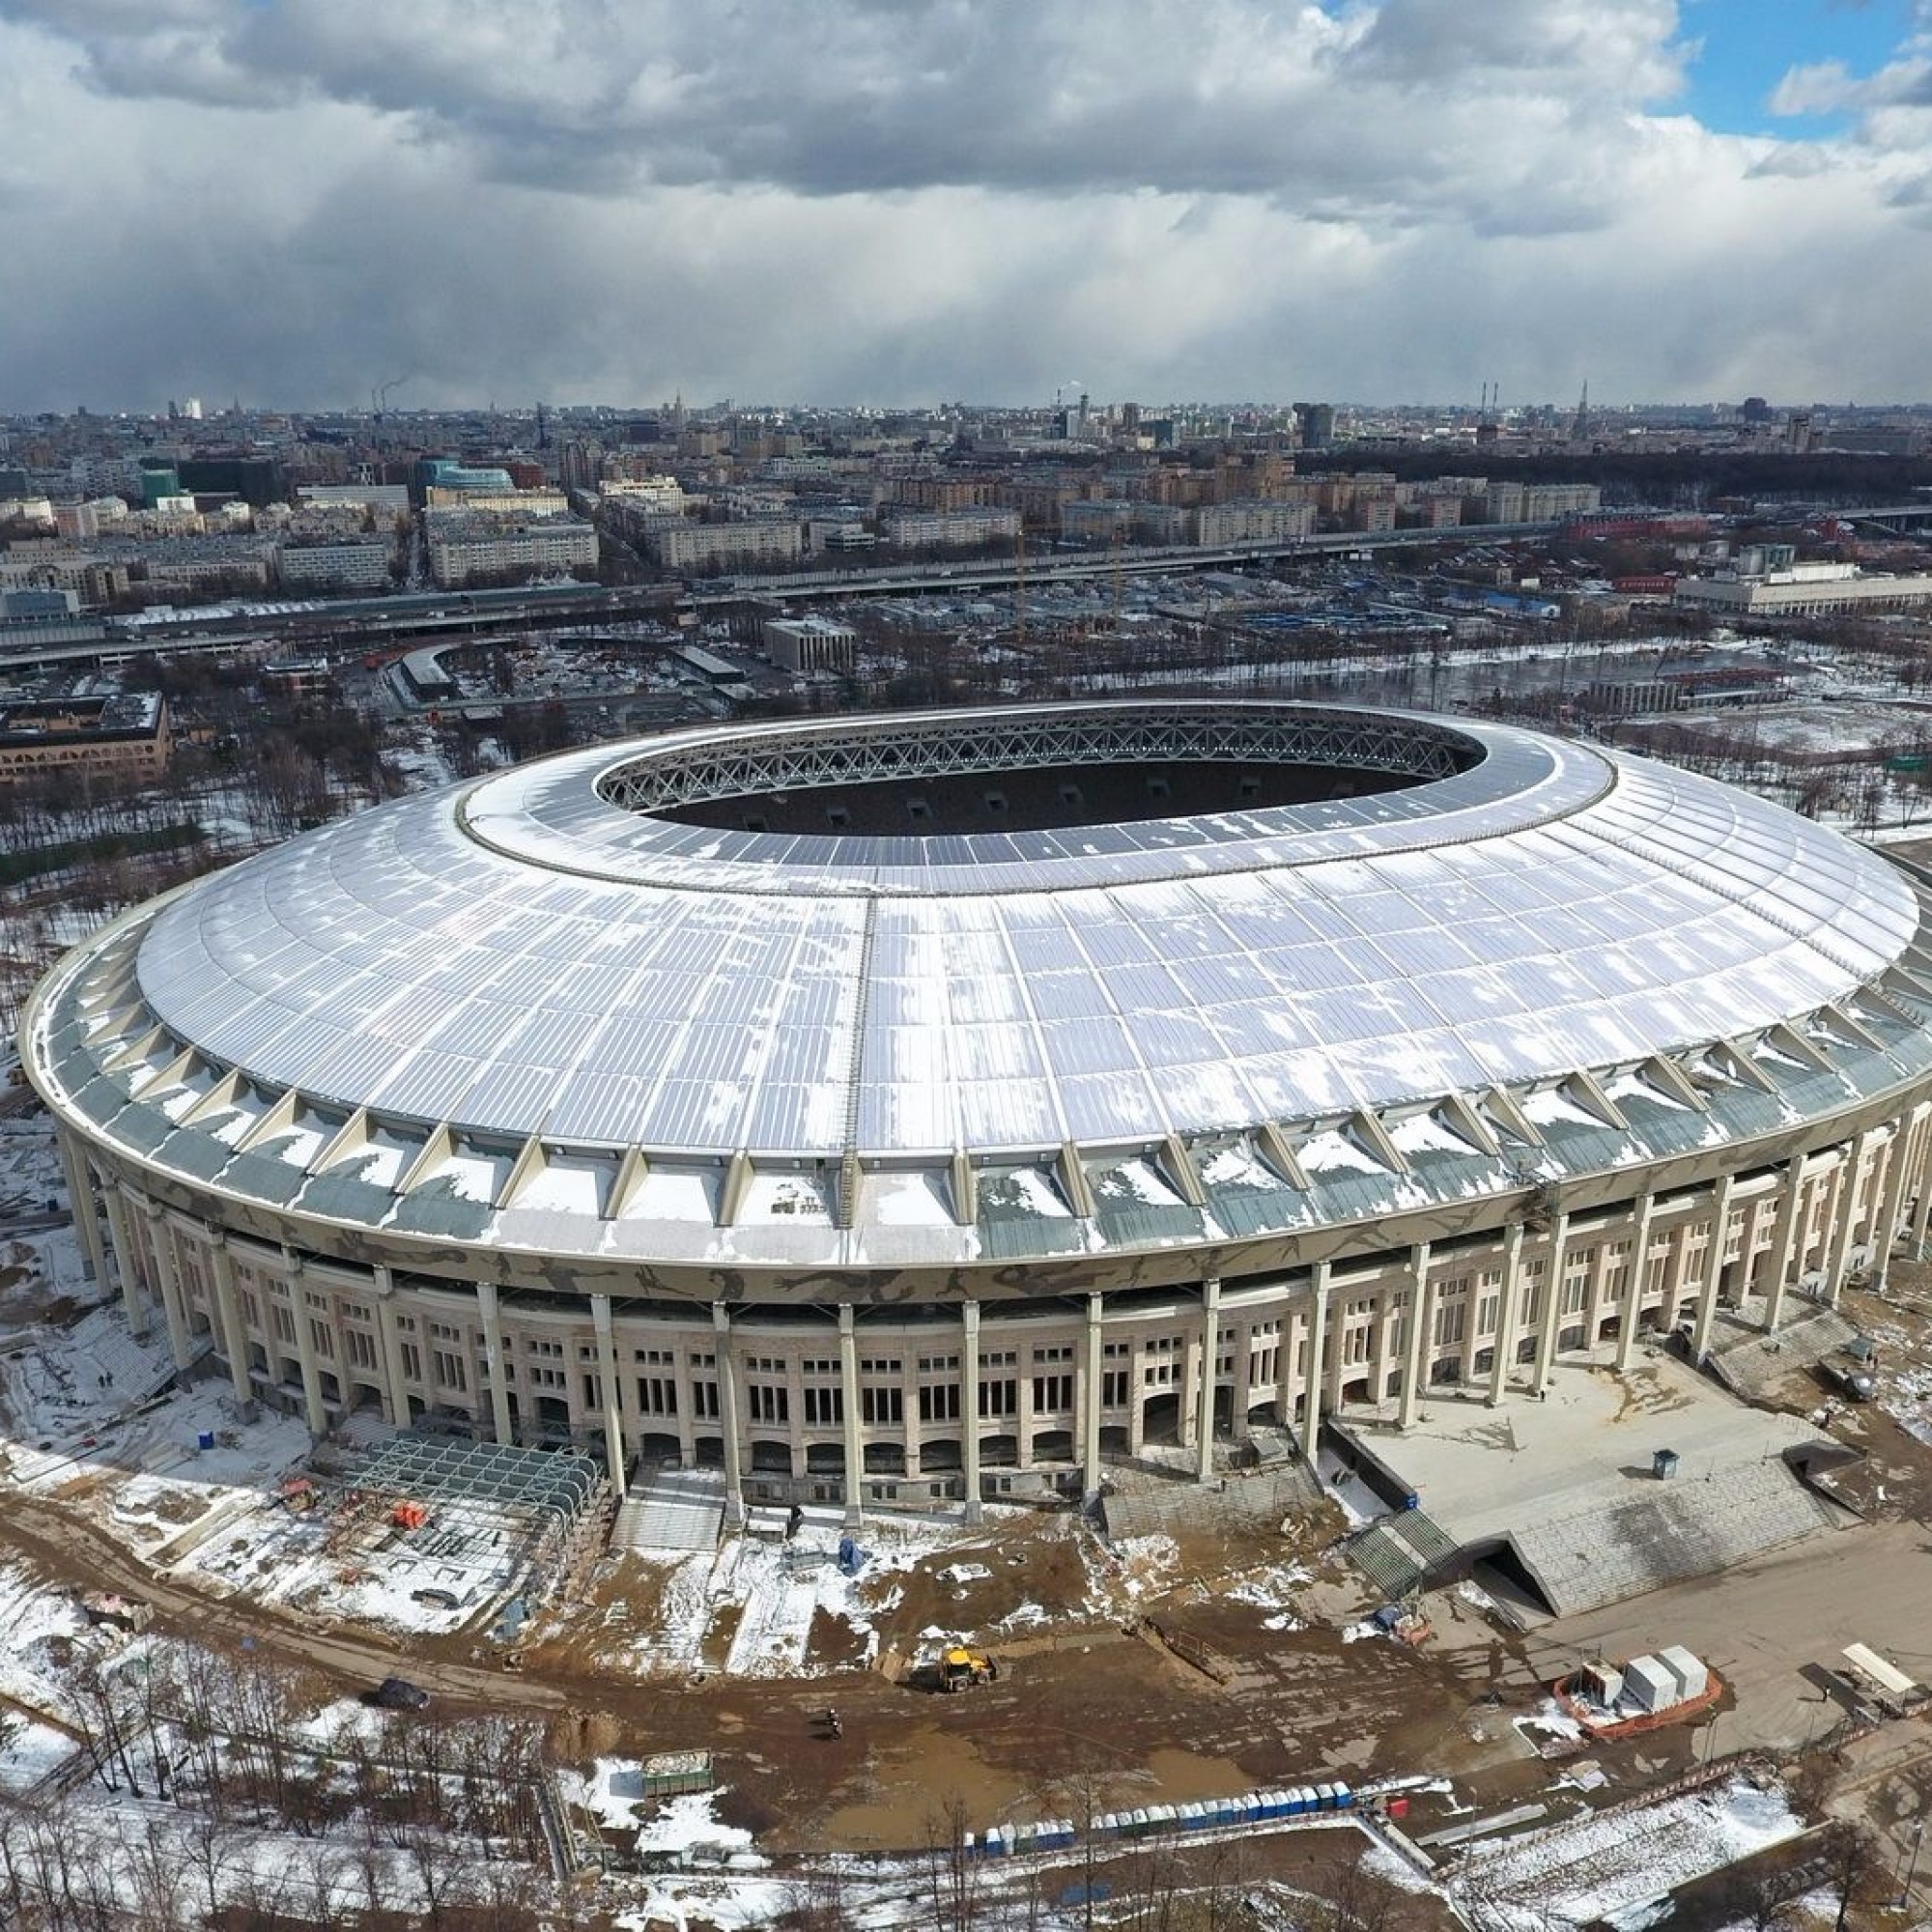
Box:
2;0;1932;410
5;0;1690;219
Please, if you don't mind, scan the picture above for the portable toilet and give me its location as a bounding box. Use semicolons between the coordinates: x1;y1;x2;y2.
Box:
1658;1645;1709;1703
1651;1448;1680;1481
963;1832;977;1861
1011;1822;1036;1855
1213;1795;1238;1827
1178;1802;1206;1832
1623;1654;1679;1712
982;1827;1003;1859
1147;1804;1175;1833
1126;1808;1151;1837
1332;1781;1354;1810
1315;1782;1337;1810
1288;1787;1312;1816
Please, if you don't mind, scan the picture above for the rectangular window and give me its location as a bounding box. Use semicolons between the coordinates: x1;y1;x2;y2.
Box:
803;1385;843;1427
582;1373;602;1410
271;1305;296;1344
345;1327;378;1372
862;1386;903;1425
748;1383;789;1425
1101;1370;1130;1406
691;1378;720;1420
399;1341;421;1382
918;1383;960;1422
1032;1373;1072;1412
434;1350;467;1392
979;1378;1017;1419
638;1376;678;1416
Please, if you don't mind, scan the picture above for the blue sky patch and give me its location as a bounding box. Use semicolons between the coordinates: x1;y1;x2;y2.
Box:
1679;0;1918;133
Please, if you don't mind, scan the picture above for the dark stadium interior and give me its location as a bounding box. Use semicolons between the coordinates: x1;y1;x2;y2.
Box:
654;757;1424;836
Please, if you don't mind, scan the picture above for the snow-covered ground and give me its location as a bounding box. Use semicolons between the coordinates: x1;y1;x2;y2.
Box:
1449;1777;1804;1930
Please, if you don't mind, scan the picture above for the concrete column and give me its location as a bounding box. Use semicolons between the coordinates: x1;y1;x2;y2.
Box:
1823;1133;1871;1306
1397;1242;1434;1431
1917;1113;1932;1260
1763;1154;1807;1331
282;1249;328;1438
1301;1263;1330;1469
1487;1223;1525;1406
711;1304;744;1527
1229;1319;1254;1445
1871;1113;1918;1291
961;1300;982;1525
143;1209;192;1374
1081;1292;1104;1503
1614;1194;1657;1373
206;1236;252;1407
475;1279;514;1445
100;1183;150;1341
899;1353;923;1482
1179;1328;1201;1453
56;1132;105;1285
591;1294;627;1492
1690;1176;1736;1363
1533;1214;1571;1388
838;1303;864;1528
372;1265;413;1430
1196;1276;1221;1485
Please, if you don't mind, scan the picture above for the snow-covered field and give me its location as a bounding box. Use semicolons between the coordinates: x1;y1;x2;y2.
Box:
1449;1777;1804;1930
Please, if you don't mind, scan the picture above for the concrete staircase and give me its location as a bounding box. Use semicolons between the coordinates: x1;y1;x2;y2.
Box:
611;1465;727;1553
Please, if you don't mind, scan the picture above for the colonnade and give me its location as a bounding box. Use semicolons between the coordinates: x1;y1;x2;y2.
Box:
58;1094;1932;1521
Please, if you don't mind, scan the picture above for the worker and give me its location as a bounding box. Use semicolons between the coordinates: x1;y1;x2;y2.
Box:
827;1707;841;1738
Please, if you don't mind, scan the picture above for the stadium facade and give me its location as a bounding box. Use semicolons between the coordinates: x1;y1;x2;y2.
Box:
24;702;1932;1522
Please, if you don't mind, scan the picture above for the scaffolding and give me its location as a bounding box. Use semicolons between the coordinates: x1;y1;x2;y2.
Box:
353;1434;604;1527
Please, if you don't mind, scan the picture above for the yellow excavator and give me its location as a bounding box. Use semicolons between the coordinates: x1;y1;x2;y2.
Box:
939;1645;999;1692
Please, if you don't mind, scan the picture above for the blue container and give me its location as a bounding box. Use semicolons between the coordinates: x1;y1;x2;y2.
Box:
197;1430;216;1450
983;1828;1004;1858
1285;1789;1307;1817
963;1832;977;1860
1333;1781;1355;1810
1318;1782;1339;1811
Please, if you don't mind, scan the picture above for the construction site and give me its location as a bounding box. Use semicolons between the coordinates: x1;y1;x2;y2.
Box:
5;1161;1932;1925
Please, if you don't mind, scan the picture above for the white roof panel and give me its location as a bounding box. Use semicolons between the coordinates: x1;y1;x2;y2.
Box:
106;703;1919;1164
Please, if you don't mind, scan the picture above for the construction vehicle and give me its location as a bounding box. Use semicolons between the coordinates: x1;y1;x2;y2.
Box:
939;1645;999;1692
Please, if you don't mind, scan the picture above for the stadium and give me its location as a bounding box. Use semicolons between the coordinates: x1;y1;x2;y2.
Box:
22;700;1932;1534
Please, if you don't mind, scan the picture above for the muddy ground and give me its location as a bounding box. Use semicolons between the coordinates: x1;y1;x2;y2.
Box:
3;1261;1932;1906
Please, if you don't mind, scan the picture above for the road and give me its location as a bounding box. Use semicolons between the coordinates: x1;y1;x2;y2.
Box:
1522;1517;1932;1755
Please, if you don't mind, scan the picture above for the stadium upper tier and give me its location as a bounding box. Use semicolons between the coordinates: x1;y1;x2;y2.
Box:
27;702;1932;1276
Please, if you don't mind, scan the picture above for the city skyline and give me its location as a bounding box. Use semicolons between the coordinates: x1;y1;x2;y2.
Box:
3;1;1932;412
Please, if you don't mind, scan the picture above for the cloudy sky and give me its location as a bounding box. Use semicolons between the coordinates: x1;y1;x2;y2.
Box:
3;0;1931;413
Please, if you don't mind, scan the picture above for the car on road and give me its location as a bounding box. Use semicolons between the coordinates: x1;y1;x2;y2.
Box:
373;1676;431;1712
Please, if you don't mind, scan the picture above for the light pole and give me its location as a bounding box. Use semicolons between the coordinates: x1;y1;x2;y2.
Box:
1896;1816;1923;1912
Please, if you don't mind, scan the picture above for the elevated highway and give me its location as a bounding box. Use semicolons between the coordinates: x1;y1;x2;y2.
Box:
0;519;1568;675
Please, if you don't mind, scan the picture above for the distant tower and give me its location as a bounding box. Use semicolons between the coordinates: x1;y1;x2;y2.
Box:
1571;382;1590;445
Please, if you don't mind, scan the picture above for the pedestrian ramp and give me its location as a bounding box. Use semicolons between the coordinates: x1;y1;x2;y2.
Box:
611;1465;726;1553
